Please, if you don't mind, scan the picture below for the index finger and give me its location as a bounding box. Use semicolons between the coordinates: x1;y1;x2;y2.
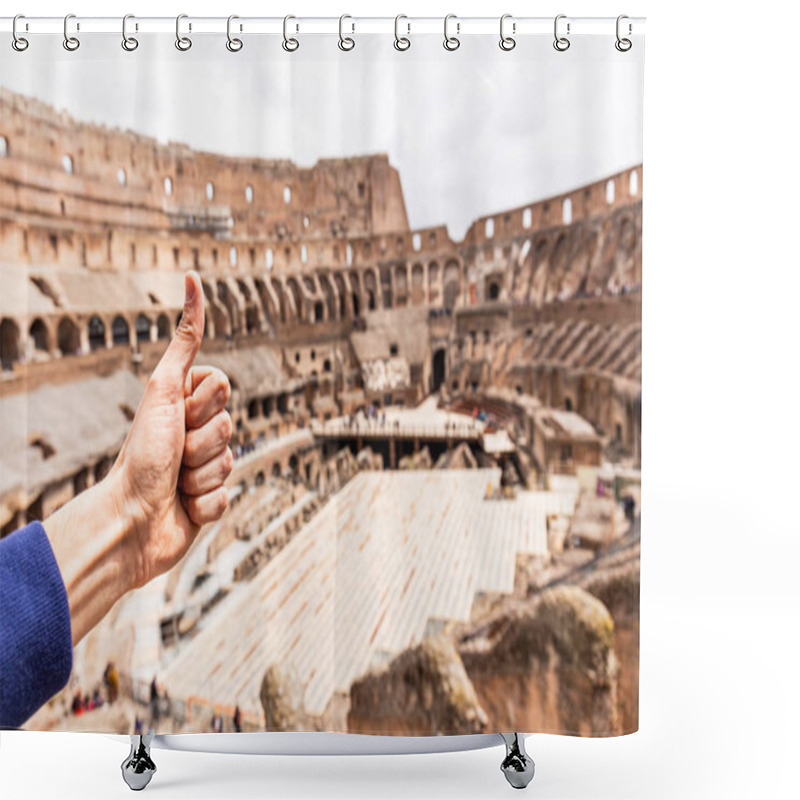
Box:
184;366;231;429
184;365;216;398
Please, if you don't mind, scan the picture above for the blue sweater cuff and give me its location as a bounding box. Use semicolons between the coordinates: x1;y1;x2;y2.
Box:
0;520;74;728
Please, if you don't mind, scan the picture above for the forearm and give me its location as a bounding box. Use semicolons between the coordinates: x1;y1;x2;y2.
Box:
42;467;139;648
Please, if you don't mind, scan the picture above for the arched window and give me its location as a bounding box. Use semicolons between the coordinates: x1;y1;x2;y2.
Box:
88;315;106;351
229;246;238;267
266;249;274;270
135;314;151;343
303;215;310;228
0;135;8;157
606;179;615;204
283;185;291;204
629;169;639;196
301;245;308;264
29;318;49;352
485;218;495;238
206;181;215;201
346;244;353;266
111;315;130;346
412;233;422;251
522;208;532;229
62;154;74;174
164;176;173;195
0;318;20;370
245;184;254;203
156;314;170;340
562;197;572;225
117;168;127;186
57;317;80;355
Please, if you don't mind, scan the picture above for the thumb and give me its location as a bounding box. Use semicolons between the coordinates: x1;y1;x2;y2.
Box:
159;270;204;379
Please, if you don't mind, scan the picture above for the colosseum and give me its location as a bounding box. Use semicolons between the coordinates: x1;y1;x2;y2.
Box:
1;85;641;737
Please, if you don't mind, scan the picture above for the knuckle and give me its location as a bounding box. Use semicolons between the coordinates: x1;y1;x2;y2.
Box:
213;373;231;408
184;436;198;465
219;411;233;442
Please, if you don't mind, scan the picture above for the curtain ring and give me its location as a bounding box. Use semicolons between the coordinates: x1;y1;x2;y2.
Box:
443;14;460;51
499;14;515;51
226;15;243;52
615;15;632;52
121;14;139;51
283;15;299;52
338;14;355;51
394;14;410;51
63;14;80;51
553;14;570;52
176;14;192;51
12;14;29;52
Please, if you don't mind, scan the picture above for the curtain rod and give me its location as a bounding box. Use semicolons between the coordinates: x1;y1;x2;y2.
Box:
0;16;646;37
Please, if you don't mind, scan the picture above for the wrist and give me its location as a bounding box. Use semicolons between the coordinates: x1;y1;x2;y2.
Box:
43;467;142;646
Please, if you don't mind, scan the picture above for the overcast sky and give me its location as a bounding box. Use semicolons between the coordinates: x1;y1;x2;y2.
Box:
1;33;643;240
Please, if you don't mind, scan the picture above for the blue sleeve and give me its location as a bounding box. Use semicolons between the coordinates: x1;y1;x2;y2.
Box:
0;521;73;728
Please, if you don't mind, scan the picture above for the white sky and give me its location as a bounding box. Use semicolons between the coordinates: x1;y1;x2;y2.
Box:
1;33;643;240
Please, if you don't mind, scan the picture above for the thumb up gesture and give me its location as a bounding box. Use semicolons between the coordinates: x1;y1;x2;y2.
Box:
110;270;233;588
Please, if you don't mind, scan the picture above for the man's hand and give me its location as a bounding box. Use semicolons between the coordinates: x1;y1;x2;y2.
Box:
44;270;234;646
110;270;233;589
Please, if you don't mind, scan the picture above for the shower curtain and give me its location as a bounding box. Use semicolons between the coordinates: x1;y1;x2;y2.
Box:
0;19;643;738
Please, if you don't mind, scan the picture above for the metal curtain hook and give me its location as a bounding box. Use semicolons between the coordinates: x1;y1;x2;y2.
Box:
63;14;80;51
122;14;139;51
338;14;355;51
394;14;410;51
12;14;29;51
553;14;570;52
283;15;299;52
499;14;515;51
615;14;632;51
443;14;460;51
176;14;192;51
227;15;243;52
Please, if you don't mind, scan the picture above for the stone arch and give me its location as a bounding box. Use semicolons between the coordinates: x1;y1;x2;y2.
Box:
318;273;337;320
271;278;289;324
348;271;363;318
431;348;446;392
216;280;242;335
87;315;106;351
135;313;151;346
394;264;409;306
156;313;171;340
363;269;378;311
29;318;50;353
286;277;305;322
237;279;262;335
57;317;80;355
333;272;348;318
202;282;227;340
411;263;425;305
443;259;461;311
253;277;277;333
111;315;130;346
314;301;325;323
428;261;440;304
0;318;20;370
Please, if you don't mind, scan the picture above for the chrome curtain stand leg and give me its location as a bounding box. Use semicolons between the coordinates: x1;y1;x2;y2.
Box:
500;732;535;790
121;734;157;791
